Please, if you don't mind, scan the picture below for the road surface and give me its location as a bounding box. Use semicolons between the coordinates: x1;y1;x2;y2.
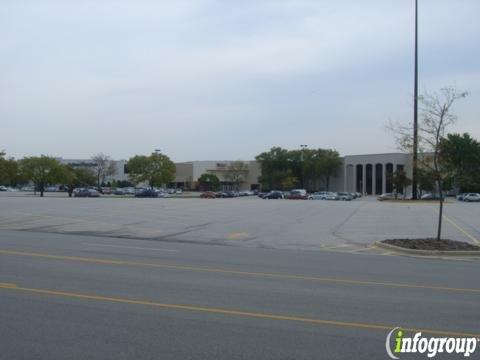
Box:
1;230;479;359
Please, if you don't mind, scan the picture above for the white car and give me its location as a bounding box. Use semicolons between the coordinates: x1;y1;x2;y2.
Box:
291;189;307;196
309;191;338;200
0;185;7;191
463;193;480;202
378;193;397;201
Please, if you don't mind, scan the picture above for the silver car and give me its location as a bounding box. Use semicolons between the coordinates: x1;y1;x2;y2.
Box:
463;193;480;202
337;192;353;201
309;191;339;200
377;193;397;201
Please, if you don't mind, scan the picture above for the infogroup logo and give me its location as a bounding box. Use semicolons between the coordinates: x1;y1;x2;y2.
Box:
385;327;479;359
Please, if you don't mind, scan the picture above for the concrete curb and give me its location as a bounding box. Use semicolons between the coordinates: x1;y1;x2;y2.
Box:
374;241;480;257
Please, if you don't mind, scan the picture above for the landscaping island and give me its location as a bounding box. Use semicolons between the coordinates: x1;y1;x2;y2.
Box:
382;238;480;251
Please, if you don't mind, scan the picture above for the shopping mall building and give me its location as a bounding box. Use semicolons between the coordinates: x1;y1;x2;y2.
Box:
59;153;412;195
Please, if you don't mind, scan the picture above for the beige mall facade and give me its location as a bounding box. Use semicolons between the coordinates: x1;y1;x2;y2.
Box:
59;153;413;194
171;154;412;194
172;161;261;191
339;153;411;195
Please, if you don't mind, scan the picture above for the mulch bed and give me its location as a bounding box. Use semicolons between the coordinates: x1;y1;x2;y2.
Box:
382;238;480;251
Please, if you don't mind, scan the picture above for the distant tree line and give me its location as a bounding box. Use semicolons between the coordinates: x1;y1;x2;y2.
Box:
0;151;176;197
255;147;342;192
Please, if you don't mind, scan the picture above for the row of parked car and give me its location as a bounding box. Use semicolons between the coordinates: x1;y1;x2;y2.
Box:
258;190;362;201
72;187;183;198
98;187;183;196
0;186;16;192
199;189;362;201
200;190;257;199
376;192;480;201
377;192;437;201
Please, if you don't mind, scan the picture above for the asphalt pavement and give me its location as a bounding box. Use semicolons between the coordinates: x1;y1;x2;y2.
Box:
0;229;479;359
0;194;479;253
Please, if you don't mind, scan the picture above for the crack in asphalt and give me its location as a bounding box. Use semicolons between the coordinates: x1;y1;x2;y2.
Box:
330;202;367;244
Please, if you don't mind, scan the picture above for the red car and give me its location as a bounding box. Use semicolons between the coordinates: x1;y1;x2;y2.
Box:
200;191;217;199
286;193;308;200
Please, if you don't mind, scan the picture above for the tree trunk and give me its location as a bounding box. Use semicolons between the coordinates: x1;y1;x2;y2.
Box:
436;181;444;241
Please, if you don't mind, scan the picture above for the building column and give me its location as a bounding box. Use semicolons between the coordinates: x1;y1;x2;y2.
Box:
362;164;367;195
382;163;387;194
344;165;348;192
352;164;357;193
372;164;376;195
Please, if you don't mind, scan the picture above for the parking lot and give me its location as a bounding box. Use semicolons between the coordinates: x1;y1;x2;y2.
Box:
1;193;479;359
0;193;478;254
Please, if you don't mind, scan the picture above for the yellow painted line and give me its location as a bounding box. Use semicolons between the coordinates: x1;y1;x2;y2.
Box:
442;214;480;245
1;249;480;294
0;283;478;338
349;245;380;253
0;282;17;288
227;232;250;240
382;200;451;205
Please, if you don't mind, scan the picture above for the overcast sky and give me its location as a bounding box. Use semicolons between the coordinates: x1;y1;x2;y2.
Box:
1;0;479;161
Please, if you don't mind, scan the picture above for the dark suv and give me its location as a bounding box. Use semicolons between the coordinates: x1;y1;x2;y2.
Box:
263;191;284;199
135;189;158;198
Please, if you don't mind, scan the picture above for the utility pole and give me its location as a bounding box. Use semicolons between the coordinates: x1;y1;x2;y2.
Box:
412;0;419;200
300;145;308;189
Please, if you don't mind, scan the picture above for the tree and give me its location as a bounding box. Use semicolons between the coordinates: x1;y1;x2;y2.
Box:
389;170;412;199
59;165;96;197
0;151;20;186
91;153;117;190
439;133;480;192
116;180;134;188
19;156;63;197
198;173;220;191
127;153;175;189
317;149;343;191
225;161;249;191
256;147;290;191
281;173;299;190
416;168;435;196
389;87;468;240
255;147;342;191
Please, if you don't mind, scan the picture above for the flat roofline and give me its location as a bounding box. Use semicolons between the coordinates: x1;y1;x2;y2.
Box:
343;152;409;157
178;160;255;163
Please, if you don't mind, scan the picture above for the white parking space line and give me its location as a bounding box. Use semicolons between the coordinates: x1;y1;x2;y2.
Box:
82;243;179;253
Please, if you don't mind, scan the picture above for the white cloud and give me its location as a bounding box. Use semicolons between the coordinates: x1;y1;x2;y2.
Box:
0;0;479;160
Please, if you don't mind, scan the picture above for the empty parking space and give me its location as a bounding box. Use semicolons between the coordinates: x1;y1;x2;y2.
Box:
0;194;479;252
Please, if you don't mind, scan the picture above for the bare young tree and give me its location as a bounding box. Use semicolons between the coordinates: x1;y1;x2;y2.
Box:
225;161;249;191
389;87;468;240
91;153;117;190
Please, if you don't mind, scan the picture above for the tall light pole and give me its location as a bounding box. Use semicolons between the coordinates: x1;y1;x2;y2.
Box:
412;0;419;200
300;145;308;189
